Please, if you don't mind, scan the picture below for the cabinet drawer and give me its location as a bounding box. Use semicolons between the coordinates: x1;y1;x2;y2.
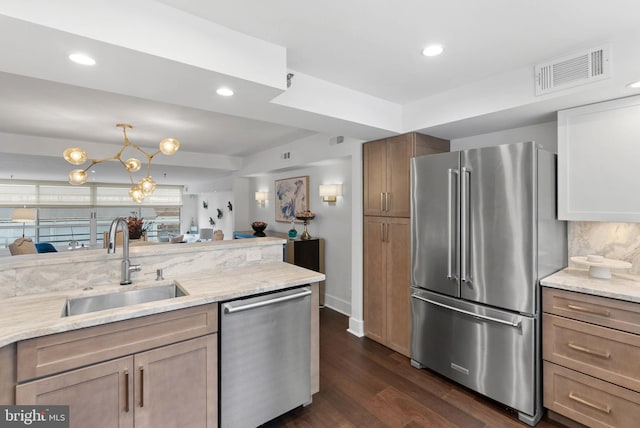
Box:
544;361;640;428
17;304;218;382
543;287;640;335
543;313;640;392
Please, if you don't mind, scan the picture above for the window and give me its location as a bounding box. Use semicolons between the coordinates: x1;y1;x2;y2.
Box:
0;180;183;249
0;207;36;248
38;207;92;247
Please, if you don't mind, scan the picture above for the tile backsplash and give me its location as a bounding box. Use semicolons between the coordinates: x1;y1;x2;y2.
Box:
569;222;640;274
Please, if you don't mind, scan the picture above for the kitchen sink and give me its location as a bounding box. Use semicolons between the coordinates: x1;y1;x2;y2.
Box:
62;283;187;317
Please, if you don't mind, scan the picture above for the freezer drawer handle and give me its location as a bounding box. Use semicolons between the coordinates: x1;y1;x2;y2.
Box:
223;289;311;314
568;392;611;414
411;294;522;328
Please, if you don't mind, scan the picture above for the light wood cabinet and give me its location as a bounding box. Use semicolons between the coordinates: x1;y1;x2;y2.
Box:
363;133;449;218
543;287;640;427
15;305;218;428
16;336;216;428
363;216;411;355
0;343;16;404
17;356;134;428
134;336;217;428
363;132;448;356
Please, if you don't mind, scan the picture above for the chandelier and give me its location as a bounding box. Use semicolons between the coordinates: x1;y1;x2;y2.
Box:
63;123;180;202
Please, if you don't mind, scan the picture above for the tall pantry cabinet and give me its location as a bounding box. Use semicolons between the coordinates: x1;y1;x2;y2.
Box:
363;133;449;356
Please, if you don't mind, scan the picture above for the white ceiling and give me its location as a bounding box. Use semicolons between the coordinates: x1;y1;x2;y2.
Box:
160;0;640;103
1;0;640;188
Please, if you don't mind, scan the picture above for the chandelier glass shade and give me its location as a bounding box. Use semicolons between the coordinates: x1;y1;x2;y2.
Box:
64;124;180;202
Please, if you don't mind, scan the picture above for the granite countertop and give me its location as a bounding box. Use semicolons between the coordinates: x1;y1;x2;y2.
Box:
0;261;325;348
541;267;640;303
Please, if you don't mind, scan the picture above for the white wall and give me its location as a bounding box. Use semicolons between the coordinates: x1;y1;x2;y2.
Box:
196;191;234;240
182;189;234;240
247;158;352;313
181;194;198;235
233;133;364;325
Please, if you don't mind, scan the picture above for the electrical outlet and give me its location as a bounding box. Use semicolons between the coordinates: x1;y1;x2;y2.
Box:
281;151;291;160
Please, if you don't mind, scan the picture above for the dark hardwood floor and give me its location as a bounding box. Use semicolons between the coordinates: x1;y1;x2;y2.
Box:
264;308;569;428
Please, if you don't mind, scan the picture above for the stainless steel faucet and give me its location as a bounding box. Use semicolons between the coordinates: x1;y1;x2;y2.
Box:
107;217;141;285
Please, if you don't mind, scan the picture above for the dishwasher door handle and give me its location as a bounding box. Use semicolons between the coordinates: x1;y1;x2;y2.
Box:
223;288;311;314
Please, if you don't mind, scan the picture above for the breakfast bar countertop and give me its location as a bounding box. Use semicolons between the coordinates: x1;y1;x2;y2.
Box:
541;267;640;303
0;261;325;349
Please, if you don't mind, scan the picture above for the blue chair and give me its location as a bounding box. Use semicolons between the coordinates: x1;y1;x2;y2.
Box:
35;242;58;253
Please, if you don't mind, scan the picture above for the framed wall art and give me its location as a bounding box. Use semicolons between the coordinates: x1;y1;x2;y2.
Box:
275;176;309;222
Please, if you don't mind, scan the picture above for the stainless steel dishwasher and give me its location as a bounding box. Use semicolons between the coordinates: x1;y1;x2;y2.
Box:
220;287;311;428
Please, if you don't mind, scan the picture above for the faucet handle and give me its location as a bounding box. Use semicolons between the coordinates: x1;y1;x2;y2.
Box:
129;264;142;273
156;269;164;281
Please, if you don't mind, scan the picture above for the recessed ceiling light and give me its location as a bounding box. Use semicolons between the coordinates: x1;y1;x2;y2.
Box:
421;44;444;57
69;53;96;66
626;80;640;89
216;87;234;97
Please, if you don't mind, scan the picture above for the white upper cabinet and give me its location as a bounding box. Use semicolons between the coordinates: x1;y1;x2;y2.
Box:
558;95;640;222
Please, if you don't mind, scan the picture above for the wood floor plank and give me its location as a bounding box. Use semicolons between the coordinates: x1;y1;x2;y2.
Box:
330;341;484;427
373;386;459;427
443;388;532;428
265;308;571;428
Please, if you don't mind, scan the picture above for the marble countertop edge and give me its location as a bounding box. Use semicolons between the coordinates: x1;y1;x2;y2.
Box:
541;267;640;303
0;237;287;270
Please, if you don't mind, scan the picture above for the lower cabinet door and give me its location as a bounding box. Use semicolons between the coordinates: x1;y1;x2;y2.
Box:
364;216;387;343
544;361;640;428
16;335;217;428
134;335;217;428
364;216;411;356
16;356;134;428
386;218;410;356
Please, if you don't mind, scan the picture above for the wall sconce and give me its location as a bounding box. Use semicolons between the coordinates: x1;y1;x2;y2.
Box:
255;191;268;207
319;184;343;203
12;207;36;237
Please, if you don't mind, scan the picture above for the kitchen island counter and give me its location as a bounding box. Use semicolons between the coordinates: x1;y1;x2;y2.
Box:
0;261;324;349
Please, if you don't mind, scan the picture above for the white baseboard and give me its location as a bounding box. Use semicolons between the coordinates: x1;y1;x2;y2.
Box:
323;293;350;316
322;293;364;337
347;317;364;337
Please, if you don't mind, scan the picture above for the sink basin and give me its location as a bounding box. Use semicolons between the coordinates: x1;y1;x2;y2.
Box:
62;283;187;317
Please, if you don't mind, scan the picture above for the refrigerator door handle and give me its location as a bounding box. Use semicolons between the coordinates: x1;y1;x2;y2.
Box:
411;294;522;328
447;168;458;280
460;166;471;283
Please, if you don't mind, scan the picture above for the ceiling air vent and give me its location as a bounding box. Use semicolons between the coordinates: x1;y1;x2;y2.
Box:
535;45;610;96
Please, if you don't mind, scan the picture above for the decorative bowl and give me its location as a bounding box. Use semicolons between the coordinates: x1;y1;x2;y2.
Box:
251;221;267;236
294;210;316;222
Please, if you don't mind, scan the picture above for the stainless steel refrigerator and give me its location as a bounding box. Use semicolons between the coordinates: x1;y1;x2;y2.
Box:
409;141;566;425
